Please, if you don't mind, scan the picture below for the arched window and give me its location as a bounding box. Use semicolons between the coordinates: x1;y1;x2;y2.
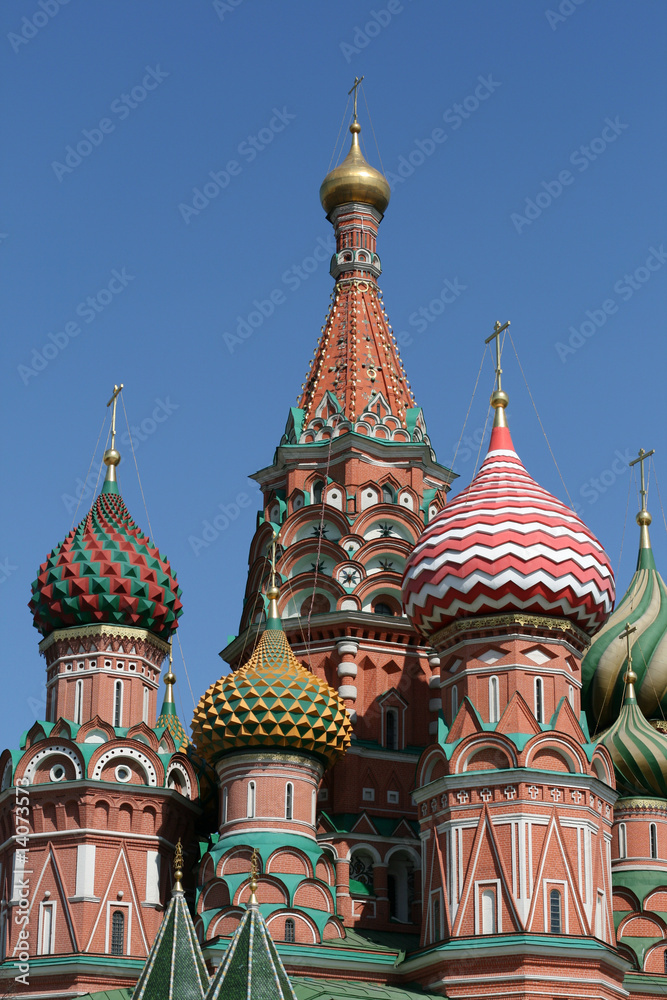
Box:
110;910;125;955
142;686;150;724
534;677;544;724
650;822;658;859
74;679;83;726
382;484;394;503
385;708;398;750
374;601;394;616
432;896;441;941
222;787;228;825
549;889;562;933
114;680;123;728
481;889;496;934
618;822;627;859
284;918;295;943
247;781;256;819
451;686;458;722
489;676;499;724
312;481;324;504
285;782;293;820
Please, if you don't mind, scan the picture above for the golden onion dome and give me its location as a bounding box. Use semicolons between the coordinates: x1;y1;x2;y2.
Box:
320;122;390;217
191;614;352;769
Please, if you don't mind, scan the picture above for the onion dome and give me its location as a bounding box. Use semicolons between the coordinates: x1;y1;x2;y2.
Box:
403;391;615;638
598;663;667;799
192;587;352;768
583;453;667;729
29;446;182;641
320;121;390;216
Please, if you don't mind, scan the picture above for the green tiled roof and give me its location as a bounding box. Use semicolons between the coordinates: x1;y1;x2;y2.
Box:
132;889;209;1000
207;901;297;1000
293;977;444;1000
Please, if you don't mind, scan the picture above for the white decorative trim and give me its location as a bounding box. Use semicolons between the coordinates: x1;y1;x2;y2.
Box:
24;745;83;784
92;748;157;786
167;762;192;796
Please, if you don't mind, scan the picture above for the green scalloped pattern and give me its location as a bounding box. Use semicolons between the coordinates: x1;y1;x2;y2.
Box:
598;684;667;798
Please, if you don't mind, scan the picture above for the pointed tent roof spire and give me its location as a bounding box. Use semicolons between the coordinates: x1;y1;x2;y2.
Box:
132;841;210;1000
156;644;189;750
206;855;297;1000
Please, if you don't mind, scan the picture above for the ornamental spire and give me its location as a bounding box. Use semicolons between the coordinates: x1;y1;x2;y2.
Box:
629;447;655;557
102;383;123;491
485;320;510;428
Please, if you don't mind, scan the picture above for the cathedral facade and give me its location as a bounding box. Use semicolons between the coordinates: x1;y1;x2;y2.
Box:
2;106;667;1000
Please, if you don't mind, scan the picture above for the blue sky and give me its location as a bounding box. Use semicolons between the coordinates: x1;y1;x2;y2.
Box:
2;1;666;736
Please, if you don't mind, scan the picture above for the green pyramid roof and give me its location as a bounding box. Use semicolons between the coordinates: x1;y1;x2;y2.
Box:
132;889;209;1000
207;902;296;1000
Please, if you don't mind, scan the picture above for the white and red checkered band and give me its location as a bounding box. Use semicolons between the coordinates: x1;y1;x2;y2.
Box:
402;425;615;638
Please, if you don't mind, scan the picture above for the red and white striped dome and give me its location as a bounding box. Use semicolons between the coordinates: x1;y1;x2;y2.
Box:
402;424;615;637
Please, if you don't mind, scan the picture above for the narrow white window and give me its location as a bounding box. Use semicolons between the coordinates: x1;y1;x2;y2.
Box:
432;895;441;942
74;679;83;725
451;685;458;721
595;891;605;939
142;686;150;724
247;781;256;818
534;677;544;723
618;823;627;859
39;902;55;955
145;851;161;904
75;844;96;898
489;676;499;724
568;684;575;708
650;823;658;859
312;788;317;824
114;679;123;728
481;888;496;934
222;787;228;825
285;782;293;820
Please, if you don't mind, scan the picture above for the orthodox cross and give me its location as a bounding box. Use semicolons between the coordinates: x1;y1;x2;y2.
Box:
484;320;510;393
629;447;655;513
348;76;365;121
619;620;637;669
106;383;124;452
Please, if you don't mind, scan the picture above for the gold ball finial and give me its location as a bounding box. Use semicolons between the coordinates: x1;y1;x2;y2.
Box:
103;448;121;467
491;389;509;410
266;585;280;600
624;667;638;685
637;510;652;527
350;121;361;134
164;670;176;687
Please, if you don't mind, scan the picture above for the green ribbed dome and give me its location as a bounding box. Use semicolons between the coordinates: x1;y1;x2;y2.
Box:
598;673;667;799
583;544;667;731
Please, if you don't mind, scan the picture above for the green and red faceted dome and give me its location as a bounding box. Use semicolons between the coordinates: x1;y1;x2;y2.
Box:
30;480;182;640
403;422;615;638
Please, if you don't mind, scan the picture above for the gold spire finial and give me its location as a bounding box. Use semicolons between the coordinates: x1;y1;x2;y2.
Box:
103;383;124;482
629;448;655;548
619;621;638;694
266;530;281;620
248;847;259;907
485;321;510;427
173;838;184;893
348;75;365;122
163;641;176;706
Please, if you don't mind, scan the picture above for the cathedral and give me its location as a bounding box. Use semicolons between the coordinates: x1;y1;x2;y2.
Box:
2;95;667;1000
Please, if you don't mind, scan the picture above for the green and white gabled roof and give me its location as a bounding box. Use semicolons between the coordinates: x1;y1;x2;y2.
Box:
598;672;667;799
207;902;296;1000
583;537;667;731
132;889;209;1000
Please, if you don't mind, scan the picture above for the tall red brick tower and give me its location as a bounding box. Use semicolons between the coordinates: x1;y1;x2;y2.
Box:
221;109;455;935
401;359;626;997
0;388;199;998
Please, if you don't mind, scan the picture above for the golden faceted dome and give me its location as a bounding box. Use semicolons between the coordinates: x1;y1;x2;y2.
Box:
320;122;390;216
